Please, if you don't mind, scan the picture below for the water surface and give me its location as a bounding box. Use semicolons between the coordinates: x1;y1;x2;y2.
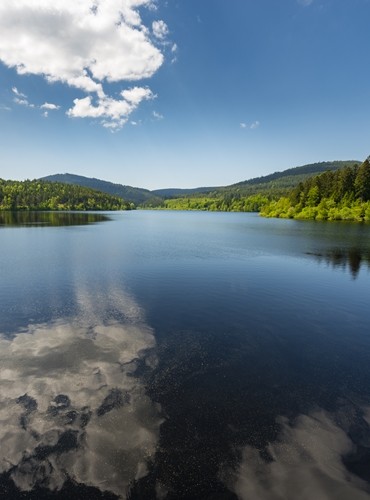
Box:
1;211;370;499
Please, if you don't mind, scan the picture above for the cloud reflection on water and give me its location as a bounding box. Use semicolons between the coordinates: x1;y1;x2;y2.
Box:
0;286;162;498
229;410;370;500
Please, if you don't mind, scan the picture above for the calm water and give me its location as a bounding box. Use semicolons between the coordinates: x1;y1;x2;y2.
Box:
1;210;370;499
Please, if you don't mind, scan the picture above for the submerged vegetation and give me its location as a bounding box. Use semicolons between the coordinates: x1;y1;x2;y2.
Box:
0;179;132;211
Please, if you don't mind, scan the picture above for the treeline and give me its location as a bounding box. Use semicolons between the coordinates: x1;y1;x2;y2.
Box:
0;179;133;211
261;158;370;221
162;161;359;213
164;194;269;212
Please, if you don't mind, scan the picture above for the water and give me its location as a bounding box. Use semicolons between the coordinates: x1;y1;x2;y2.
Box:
1;210;370;499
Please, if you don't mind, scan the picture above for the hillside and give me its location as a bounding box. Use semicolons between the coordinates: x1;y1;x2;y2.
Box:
213;161;360;198
261;157;370;221
40;160;360;211
0;178;132;211
164;160;360;211
41;173;163;207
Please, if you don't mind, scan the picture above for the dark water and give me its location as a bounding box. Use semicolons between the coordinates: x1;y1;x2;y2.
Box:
1;210;370;499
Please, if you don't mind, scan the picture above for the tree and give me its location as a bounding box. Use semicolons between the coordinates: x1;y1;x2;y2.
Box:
354;159;370;201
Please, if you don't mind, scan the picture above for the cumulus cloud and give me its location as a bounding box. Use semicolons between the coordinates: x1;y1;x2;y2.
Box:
152;19;169;40
0;1;169;129
0;284;163;497
67;87;154;129
228;410;370;500
40;102;60;110
240;122;247;128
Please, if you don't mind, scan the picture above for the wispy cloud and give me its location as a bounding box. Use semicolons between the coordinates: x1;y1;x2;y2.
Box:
12;86;34;107
12;86;27;98
0;1;171;129
152;110;164;120
240;121;260;130
12;88;60;116
297;0;314;6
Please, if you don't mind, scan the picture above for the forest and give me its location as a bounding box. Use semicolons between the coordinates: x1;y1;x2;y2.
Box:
261;158;370;221
164;159;370;222
0;179;132;211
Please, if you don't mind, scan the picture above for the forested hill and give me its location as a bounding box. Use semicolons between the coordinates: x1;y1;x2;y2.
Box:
261;158;370;221
214;160;360;198
163;160;360;211
41;173;162;206
42;161;359;209
232;161;359;187
0;179;132;211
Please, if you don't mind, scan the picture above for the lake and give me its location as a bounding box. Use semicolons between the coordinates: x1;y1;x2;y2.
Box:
1;210;370;499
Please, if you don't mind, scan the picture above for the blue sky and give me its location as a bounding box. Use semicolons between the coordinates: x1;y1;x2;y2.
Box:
0;0;369;190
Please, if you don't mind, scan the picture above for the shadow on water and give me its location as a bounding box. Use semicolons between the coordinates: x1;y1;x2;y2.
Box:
0;211;111;227
307;248;370;279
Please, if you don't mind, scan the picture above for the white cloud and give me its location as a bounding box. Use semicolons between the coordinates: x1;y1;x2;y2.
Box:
12;87;35;107
250;120;260;129
170;43;178;63
152;20;169;40
13;97;35;108
152;110;164;120
122;86;154;105
12;86;27;98
68;87;155;129
240;121;260;130
0;1;167;129
40;102;60;110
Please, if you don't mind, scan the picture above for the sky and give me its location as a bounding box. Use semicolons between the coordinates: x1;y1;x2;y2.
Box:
0;0;369;190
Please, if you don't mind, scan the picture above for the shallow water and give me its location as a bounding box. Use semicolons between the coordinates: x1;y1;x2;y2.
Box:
1;211;370;499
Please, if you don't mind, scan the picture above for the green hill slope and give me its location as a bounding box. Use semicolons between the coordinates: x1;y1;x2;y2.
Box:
164;161;360;211
0;178;132;211
41;173;163;206
261;157;370;221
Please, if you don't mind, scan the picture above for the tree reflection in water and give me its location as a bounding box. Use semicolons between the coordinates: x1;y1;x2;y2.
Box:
0;211;110;227
307;248;370;279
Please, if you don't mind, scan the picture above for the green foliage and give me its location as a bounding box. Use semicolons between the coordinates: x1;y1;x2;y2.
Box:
164;194;269;212
261;158;370;222
0;179;132;211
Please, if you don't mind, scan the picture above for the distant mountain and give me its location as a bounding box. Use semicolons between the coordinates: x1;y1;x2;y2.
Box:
40;173;163;206
41;160;361;208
